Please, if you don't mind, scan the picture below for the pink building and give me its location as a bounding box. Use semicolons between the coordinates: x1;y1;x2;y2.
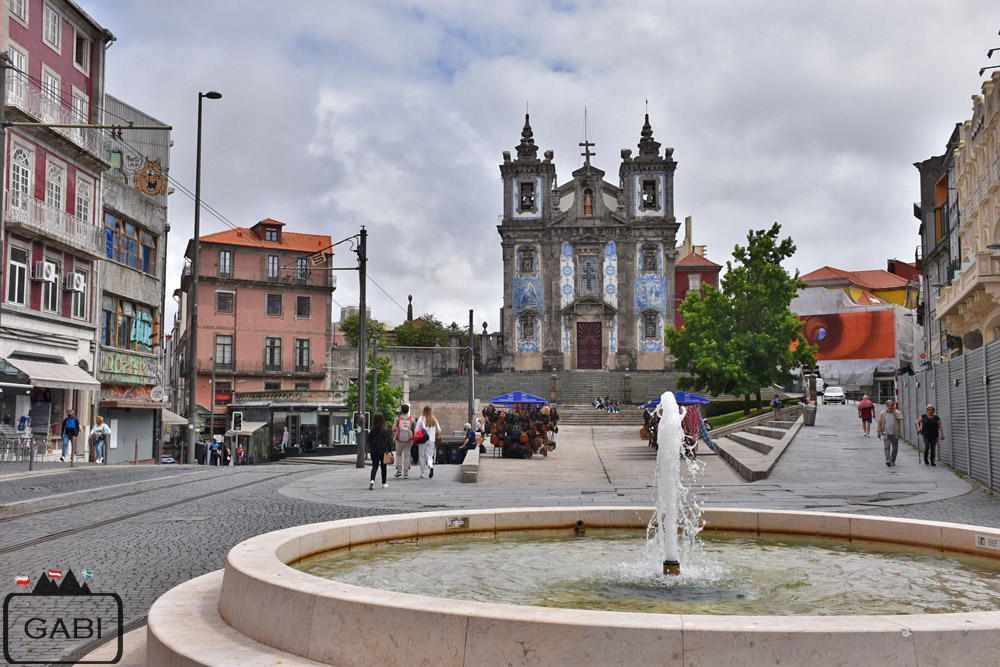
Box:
176;219;336;456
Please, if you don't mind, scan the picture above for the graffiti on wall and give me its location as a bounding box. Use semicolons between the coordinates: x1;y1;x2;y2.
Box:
99;350;161;385
134;159;168;197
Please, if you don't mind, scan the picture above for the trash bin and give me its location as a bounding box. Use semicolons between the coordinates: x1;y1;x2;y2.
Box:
803;404;817;426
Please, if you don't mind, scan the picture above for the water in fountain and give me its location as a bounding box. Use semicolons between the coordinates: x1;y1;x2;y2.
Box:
640;391;717;580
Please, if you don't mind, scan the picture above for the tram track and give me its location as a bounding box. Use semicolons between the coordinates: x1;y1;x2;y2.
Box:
0;467;311;556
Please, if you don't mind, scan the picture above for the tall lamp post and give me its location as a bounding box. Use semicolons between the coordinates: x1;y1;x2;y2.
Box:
186;90;222;464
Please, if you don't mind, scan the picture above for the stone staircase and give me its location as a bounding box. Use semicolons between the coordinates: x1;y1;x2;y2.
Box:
410;371;685;406
709;406;804;482
555;404;646;426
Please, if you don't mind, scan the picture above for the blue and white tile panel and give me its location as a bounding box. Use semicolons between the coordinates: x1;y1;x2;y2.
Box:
603;241;618;310
634;243;666;353
560;242;574;309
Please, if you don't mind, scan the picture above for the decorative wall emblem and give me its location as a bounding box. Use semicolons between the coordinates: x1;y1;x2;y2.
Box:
560;242;574;308
513;277;544;314
603;241;618;310
134;159;168;197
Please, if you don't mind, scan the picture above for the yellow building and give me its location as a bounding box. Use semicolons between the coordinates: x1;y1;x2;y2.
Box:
937;71;1000;346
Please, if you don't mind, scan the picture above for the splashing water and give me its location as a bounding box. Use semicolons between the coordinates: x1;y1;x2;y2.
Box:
641;391;717;580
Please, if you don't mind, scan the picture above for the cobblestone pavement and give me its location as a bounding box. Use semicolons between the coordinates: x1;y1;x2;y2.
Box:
0;464;393;663
1;405;999;662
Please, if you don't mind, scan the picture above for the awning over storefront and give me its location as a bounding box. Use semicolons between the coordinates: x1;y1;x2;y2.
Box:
101;400;170;409
161;409;188;425
225;421;268;436
6;359;100;391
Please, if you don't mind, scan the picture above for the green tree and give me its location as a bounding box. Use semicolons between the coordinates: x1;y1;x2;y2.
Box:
394;319;440;347
665;223;816;413
347;350;403;421
339;313;385;348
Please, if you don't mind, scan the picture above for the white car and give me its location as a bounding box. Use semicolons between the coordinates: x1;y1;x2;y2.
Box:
822;387;846;404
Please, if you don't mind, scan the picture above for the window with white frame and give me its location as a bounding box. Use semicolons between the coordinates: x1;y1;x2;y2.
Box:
267;255;279;280
71;92;88;141
71;269;87;319
687;273;702;291
264;337;282;370
40;69;59;121
6;46;26;104
42;4;60;51
41;259;60;312
9;0;27;24
294;339;310;370
9;146;31;210
214;335;233;369
45;161;66;217
6;247;28;306
73;30;90;73
295;256;309;282
75;178;92;224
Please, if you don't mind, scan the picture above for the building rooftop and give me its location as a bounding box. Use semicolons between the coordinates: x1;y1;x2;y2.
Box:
196;225;332;255
675;252;722;269
800;266;913;290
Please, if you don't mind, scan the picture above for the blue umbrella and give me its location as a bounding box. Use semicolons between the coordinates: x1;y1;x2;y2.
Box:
640;391;711;409
488;391;548;406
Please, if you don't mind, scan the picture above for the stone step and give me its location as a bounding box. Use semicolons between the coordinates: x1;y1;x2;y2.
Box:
769;420;798;430
746;426;789;439
712;437;770;482
727;431;776;455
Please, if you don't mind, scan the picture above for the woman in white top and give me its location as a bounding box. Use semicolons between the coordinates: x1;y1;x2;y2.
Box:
415;405;440;479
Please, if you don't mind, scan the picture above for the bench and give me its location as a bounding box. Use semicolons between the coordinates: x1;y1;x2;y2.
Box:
460;445;479;483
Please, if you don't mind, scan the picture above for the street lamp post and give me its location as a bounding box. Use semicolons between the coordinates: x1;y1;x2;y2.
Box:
186;90;222;464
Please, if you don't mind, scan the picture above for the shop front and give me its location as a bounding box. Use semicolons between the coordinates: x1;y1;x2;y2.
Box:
229;389;349;457
2;357;100;457
97;349;166;463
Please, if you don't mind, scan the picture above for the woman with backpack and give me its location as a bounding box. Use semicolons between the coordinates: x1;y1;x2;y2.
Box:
414;406;441;479
367;412;391;490
60;410;79;462
392;404;414;479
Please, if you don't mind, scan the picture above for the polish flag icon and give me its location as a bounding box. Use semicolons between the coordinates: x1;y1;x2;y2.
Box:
47;569;62;580
16;576;30;586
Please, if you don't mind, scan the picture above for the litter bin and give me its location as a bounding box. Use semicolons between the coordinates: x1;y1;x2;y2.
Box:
803;404;817;426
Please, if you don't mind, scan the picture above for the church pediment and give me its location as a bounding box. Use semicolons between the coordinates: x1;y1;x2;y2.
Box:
562;295;617;315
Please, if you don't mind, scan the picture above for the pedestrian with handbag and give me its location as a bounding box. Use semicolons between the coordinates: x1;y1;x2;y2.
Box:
89;416;110;464
415;405;441;479
367;412;391;490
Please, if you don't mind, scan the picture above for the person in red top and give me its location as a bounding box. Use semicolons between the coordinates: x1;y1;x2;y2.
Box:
858;394;875;437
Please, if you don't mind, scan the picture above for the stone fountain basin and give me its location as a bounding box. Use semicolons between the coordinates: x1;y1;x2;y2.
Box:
146;507;1000;666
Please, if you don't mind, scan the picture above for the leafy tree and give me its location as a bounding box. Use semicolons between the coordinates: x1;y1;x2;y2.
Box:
339;313;385;348
347;350;403;421
394;319;440;347
666;223;816;413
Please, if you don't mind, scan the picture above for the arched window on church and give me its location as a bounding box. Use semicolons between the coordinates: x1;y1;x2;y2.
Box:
643;312;659;340
519;247;535;275
519;181;535;212
583;189;594;215
642;180;657;209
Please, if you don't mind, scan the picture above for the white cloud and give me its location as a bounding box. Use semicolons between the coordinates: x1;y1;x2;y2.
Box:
87;0;1000;329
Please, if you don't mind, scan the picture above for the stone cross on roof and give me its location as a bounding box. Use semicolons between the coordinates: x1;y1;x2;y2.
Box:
579;139;596;168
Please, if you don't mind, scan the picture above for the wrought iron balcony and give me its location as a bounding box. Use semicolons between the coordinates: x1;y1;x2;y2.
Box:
204;263;335;289
5;192;105;258
196;359;325;377
5;74;108;164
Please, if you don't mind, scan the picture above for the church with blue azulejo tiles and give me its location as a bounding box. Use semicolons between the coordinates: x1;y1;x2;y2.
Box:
498;114;680;372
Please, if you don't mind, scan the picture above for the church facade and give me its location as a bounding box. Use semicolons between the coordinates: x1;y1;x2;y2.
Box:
498;114;680;372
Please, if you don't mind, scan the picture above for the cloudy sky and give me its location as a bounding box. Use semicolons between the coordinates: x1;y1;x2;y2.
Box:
87;0;1000;330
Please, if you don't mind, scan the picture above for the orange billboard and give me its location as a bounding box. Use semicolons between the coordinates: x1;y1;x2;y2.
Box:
799;311;895;360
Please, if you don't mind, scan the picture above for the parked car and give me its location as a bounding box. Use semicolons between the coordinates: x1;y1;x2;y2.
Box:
822;387;846;404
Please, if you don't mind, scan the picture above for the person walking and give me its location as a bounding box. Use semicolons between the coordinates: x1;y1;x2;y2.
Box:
876;399;903;467
392;404;414;479
89;416;111;464
858;394;875;437
367;412;391;490
915;405;945;466
415;406;441;479
770;395;781;417
60;410;79;462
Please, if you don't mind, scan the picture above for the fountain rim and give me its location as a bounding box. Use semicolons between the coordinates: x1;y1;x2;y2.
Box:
217;506;1000;638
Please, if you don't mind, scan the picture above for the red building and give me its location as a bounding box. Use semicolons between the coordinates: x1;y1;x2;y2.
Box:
175;219;337;456
1;0;114;448
674;252;722;328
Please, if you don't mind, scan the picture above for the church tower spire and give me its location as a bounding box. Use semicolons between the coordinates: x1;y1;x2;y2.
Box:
637;113;661;160
515;113;539;162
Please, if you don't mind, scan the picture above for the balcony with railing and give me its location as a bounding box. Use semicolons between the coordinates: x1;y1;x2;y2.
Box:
184;263;336;290
5;74;108;164
936;252;1000;318
196;359;326;377
5;191;105;257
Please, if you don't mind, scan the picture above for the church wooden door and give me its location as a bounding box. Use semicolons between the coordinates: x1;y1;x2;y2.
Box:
577;322;602;369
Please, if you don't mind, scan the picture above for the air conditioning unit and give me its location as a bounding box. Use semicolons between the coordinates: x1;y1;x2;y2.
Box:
64;272;85;292
33;261;57;283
